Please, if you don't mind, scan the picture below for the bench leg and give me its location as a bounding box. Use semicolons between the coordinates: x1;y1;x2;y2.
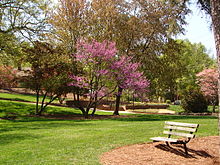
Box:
183;143;188;155
165;141;170;147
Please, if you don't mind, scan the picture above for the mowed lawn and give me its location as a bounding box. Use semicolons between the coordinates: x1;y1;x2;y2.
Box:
0;100;218;165
0;92;61;103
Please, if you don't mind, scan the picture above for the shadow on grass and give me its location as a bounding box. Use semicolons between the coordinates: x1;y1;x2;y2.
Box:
0;133;42;145
107;114;217;122
0;97;32;103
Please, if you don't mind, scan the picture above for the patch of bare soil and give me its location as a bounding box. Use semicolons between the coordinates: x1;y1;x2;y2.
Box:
100;136;220;165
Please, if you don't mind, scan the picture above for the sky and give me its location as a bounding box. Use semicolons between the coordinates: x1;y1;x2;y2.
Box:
177;2;216;58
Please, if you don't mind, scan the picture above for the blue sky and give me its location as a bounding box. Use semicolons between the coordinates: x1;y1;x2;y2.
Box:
177;2;216;58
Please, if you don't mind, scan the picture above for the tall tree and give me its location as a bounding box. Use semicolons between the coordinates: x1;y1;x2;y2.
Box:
48;0;90;53
49;0;189;102
210;0;220;129
0;0;49;40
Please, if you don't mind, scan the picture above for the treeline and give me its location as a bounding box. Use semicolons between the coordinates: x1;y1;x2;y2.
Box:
0;0;217;116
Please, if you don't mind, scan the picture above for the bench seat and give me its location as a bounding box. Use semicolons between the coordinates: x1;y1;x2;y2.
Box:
150;121;199;154
150;137;178;143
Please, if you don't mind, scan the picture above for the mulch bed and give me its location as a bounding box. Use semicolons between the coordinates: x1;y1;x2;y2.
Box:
100;136;220;165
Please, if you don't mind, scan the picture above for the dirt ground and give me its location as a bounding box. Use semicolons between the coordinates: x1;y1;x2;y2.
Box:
100;136;220;165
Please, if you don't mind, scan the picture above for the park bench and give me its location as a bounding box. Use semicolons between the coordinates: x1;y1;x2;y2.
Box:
150;121;199;154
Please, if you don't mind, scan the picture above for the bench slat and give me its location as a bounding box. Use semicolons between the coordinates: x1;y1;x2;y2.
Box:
165;121;199;128
164;125;197;132
163;131;195;138
150;137;178;142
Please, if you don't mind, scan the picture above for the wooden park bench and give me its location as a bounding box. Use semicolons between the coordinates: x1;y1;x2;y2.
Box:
150;121;199;154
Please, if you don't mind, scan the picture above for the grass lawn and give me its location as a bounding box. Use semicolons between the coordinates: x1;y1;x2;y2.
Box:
0;92;60;103
168;105;219;113
0;100;218;165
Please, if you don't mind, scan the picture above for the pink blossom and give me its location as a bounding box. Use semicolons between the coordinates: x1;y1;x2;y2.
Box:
196;68;218;100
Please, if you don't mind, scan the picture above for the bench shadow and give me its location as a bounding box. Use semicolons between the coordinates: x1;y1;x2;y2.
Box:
155;144;213;158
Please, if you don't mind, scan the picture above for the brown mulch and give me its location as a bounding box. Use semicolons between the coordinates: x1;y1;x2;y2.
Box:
100;136;220;165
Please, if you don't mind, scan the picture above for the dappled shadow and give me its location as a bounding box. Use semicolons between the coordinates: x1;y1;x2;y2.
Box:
0;118;92;135
0;97;33;103
155;144;213;158
0;133;42;145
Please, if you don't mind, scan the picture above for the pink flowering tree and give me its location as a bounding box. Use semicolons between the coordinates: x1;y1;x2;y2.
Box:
69;40;149;117
196;68;218;112
69;40;118;117
109;56;150;115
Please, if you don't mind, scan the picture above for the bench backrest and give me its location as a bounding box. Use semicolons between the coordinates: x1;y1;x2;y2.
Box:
163;121;199;139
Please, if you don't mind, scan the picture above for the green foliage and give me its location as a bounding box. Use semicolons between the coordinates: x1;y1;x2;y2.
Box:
181;88;208;113
0;0;49;38
0;33;29;68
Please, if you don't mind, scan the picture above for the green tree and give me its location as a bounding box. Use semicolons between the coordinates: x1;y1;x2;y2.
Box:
0;0;50;70
0;33;29;70
49;0;189;103
146;39;215;102
181;0;220;131
176;39;215;98
22;41;73;115
0;0;49;39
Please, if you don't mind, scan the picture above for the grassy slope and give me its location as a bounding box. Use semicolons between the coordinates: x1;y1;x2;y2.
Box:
0;92;60;103
0;100;218;165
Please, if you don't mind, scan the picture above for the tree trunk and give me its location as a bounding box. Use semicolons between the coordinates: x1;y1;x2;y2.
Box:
212;104;216;113
36;89;40;115
114;87;123;115
210;0;220;130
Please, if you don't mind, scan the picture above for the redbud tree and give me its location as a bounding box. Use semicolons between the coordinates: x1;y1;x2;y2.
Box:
69;40;149;117
69;40;118;117
196;68;218;112
109;56;150;115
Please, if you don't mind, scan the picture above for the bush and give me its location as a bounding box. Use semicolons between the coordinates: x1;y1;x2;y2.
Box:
0;66;17;89
181;89;208;113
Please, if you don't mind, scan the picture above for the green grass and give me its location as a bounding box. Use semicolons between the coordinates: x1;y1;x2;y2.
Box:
0;92;60;103
168;105;219;113
168;105;185;113
0;100;218;164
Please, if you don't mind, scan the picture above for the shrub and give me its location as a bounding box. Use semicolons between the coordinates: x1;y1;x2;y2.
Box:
0;66;17;89
181;89;208;113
